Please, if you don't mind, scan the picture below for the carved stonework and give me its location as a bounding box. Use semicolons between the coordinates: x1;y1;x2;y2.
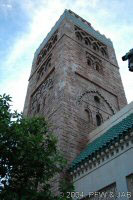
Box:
78;90;114;112
76;90;114;126
36;30;58;66
86;52;103;74
29;78;54;115
75;26;108;58
36;54;52;82
84;183;117;200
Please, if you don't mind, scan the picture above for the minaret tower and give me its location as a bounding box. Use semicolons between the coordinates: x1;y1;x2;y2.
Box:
23;10;127;163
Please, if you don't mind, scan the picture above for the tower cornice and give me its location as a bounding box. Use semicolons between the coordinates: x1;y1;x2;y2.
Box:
33;9;113;64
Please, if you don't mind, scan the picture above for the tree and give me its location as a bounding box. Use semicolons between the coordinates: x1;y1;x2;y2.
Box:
0;94;74;200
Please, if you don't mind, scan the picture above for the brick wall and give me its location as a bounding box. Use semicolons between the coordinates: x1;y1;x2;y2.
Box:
23;16;127;165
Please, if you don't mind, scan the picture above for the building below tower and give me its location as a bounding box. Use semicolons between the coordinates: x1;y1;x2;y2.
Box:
69;101;133;200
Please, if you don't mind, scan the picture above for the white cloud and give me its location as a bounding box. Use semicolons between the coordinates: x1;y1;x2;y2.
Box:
0;67;30;112
1;3;12;9
1;0;68;111
74;0;100;8
4;0;68;69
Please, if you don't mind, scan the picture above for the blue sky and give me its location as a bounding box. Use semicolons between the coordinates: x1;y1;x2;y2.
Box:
0;0;133;112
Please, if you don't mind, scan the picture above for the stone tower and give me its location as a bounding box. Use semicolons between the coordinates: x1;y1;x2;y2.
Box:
23;10;127;164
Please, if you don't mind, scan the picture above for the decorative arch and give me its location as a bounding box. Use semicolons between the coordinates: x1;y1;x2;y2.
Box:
74;25;108;58
75;31;83;41
95;62;101;72
94;61;103;74
84;37;91;46
87;57;93;66
96;113;103;126
92;42;99;51
77;90;115;115
100;47;108;57
36;30;58;66
85;108;92;123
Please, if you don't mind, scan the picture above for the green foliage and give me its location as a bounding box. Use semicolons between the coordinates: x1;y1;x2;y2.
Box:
0;94;74;200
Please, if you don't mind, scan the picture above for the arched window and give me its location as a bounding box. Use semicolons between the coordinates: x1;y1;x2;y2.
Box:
85;109;92;122
95;63;100;72
85;39;88;45
89;37;94;42
75;32;83;41
81;31;86;36
96;113;102;126
45;58;51;71
101;47;107;57
87;58;92;66
92;43;99;51
84;37;91;46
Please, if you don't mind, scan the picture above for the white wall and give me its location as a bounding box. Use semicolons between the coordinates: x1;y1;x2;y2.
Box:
74;147;133;200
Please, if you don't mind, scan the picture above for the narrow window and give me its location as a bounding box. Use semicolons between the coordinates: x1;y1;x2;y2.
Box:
85;39;88;45
87;58;92;66
96;114;102;126
95;63;102;73
75;32;83;41
96;64;100;71
85;109;92;123
101;47;107;57
84;38;91;46
81;31;85;36
93;44;99;51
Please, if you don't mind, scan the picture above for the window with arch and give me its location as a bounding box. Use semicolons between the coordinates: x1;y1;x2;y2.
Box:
84;37;91;46
85;109;92;123
36;30;58;66
94;62;103;74
74;25;108;59
92;43;99;51
36;54;52;82
87;58;92;66
45;57;51;72
95;63;101;72
96;113;102;126
75;32;83;41
101;47;108;57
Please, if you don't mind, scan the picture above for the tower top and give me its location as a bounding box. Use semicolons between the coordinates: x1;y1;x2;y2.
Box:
34;9;113;62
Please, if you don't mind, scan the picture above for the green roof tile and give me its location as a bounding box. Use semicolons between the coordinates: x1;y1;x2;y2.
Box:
70;113;133;171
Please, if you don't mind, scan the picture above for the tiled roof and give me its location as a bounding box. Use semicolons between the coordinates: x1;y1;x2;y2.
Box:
69;113;133;171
